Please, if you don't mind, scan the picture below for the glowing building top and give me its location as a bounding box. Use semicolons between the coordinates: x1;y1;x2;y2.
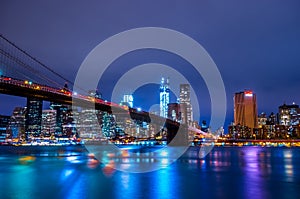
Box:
234;90;258;129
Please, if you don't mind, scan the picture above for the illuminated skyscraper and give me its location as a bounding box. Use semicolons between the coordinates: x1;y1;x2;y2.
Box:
179;84;193;125
41;110;57;136
160;77;170;118
25;98;42;137
234;90;258;129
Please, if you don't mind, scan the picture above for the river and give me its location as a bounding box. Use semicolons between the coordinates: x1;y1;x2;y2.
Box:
0;146;299;199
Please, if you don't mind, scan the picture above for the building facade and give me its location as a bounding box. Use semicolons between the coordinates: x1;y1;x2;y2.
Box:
41;110;57;137
160;77;170;118
179;84;193;125
278;103;300;126
25;98;43;138
234;90;258;130
0;115;10;142
8;107;26;139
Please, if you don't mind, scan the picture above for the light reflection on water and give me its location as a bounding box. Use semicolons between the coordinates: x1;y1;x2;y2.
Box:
0;147;299;199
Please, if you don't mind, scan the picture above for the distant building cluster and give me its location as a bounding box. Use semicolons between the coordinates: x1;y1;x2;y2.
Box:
158;77;194;125
0;101;77;144
119;77;196;126
4;78;300;146
229;90;300;139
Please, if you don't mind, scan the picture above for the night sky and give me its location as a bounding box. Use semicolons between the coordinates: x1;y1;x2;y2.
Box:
1;0;300;129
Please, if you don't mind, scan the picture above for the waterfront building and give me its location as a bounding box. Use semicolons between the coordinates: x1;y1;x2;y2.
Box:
179;84;193;125
41;110;57;137
0;115;10;142
25;98;43;138
101;112;116;138
258;112;267;128
77;109;102;140
278;103;299;126
160;77;170;118
8;107;26;139
62;108;78;137
50;102;69;135
228;123;252;139
234;90;258;130
267;112;278;125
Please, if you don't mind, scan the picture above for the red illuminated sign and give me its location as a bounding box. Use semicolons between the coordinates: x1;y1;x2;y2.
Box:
244;91;253;97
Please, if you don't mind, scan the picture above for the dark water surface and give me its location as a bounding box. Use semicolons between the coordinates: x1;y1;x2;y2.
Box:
0;147;299;199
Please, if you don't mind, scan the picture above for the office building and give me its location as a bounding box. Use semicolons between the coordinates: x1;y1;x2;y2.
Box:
0;115;10;142
258;112;267;128
234;90;258;130
25;98;43;137
41;110;57;136
278;103;300;126
8;107;26;139
77;109;102;139
50;102;69;135
179;84;193;125
160;77;170;118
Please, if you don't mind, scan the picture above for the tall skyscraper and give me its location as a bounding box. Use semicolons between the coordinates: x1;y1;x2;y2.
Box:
234;90;258;130
179;84;193;125
160;77;170;118
25;98;43;138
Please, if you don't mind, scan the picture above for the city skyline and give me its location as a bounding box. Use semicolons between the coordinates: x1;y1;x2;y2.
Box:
1;0;300;128
0;76;298;131
1;76;299;135
1;2;300;198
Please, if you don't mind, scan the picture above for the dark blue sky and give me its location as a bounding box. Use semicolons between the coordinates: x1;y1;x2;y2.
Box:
0;0;300;128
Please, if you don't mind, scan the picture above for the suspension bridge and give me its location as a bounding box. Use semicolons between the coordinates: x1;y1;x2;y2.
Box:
0;34;210;145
